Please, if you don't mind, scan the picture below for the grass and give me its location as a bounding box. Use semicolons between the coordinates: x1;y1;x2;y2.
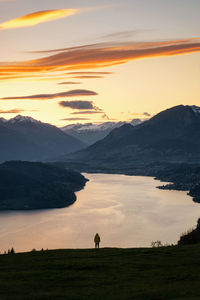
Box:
0;245;200;299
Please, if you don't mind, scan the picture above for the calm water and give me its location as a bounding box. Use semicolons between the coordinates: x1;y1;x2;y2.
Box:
0;173;199;252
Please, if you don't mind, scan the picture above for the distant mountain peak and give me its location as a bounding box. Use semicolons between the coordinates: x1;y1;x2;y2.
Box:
7;115;41;125
148;104;200;127
61;119;143;145
0;117;7;123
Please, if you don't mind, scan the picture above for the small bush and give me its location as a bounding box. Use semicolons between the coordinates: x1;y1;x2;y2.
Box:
178;228;200;245
178;218;200;245
151;240;163;248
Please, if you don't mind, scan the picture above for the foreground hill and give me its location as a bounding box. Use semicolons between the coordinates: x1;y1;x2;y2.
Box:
0;161;87;210
61;105;200;169
1;245;200;299
0;115;85;162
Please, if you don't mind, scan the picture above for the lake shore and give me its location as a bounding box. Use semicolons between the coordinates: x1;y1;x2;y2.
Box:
54;161;200;203
0;173;199;253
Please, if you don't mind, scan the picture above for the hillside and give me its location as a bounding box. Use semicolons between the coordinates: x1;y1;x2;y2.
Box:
0;161;87;210
0;115;85;162
1;245;200;299
61;105;200;168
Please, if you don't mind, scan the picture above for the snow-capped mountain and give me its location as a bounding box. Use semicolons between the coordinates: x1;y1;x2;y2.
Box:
7;115;41;125
61;119;142;145
0;115;85;162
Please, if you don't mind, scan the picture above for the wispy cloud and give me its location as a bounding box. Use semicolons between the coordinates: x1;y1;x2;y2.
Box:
67;71;113;79
143;112;151;117
71;75;104;79
1;89;98;100
132;112;151;117
102;30;140;40
66;71;113;75
101;113;109;120
70;110;103;115
59;100;108;119
0;9;78;30
57;81;82;85
61;117;90;121
64;105;109;120
59;100;99;110
0;108;25;113
0;37;200;81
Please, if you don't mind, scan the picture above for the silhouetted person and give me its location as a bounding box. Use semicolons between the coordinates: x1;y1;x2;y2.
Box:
10;247;15;254
94;233;101;249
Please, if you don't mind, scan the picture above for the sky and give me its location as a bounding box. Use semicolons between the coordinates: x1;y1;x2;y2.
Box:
0;0;200;126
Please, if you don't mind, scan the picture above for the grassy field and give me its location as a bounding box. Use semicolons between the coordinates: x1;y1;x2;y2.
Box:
0;245;200;300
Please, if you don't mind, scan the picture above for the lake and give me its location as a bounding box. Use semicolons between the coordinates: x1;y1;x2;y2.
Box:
0;173;199;252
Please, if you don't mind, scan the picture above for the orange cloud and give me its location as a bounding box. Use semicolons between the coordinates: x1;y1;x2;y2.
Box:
66;71;113;75
0;109;25;113
0;9;78;30
0;37;200;81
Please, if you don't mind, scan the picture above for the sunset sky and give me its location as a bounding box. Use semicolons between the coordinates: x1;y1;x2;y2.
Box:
0;0;200;126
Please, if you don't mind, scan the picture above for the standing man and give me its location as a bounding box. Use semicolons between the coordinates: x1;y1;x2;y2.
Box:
94;233;101;249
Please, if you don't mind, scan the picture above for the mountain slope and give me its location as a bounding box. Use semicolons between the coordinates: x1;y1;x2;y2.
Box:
0;115;85;162
61;105;200;168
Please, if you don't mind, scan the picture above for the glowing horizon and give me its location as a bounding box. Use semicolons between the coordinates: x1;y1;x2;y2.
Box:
0;0;200;126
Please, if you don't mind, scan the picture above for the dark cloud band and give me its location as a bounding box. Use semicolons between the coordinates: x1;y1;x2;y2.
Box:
59;100;97;110
1;89;98;100
57;81;82;85
70;110;103;115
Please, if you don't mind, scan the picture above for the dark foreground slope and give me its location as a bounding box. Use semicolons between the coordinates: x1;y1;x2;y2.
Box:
1;246;200;300
0;161;87;210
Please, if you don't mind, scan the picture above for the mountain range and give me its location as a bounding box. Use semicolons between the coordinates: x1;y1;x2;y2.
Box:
0;115;85;162
60;105;200;169
1;105;200;166
61;119;142;145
